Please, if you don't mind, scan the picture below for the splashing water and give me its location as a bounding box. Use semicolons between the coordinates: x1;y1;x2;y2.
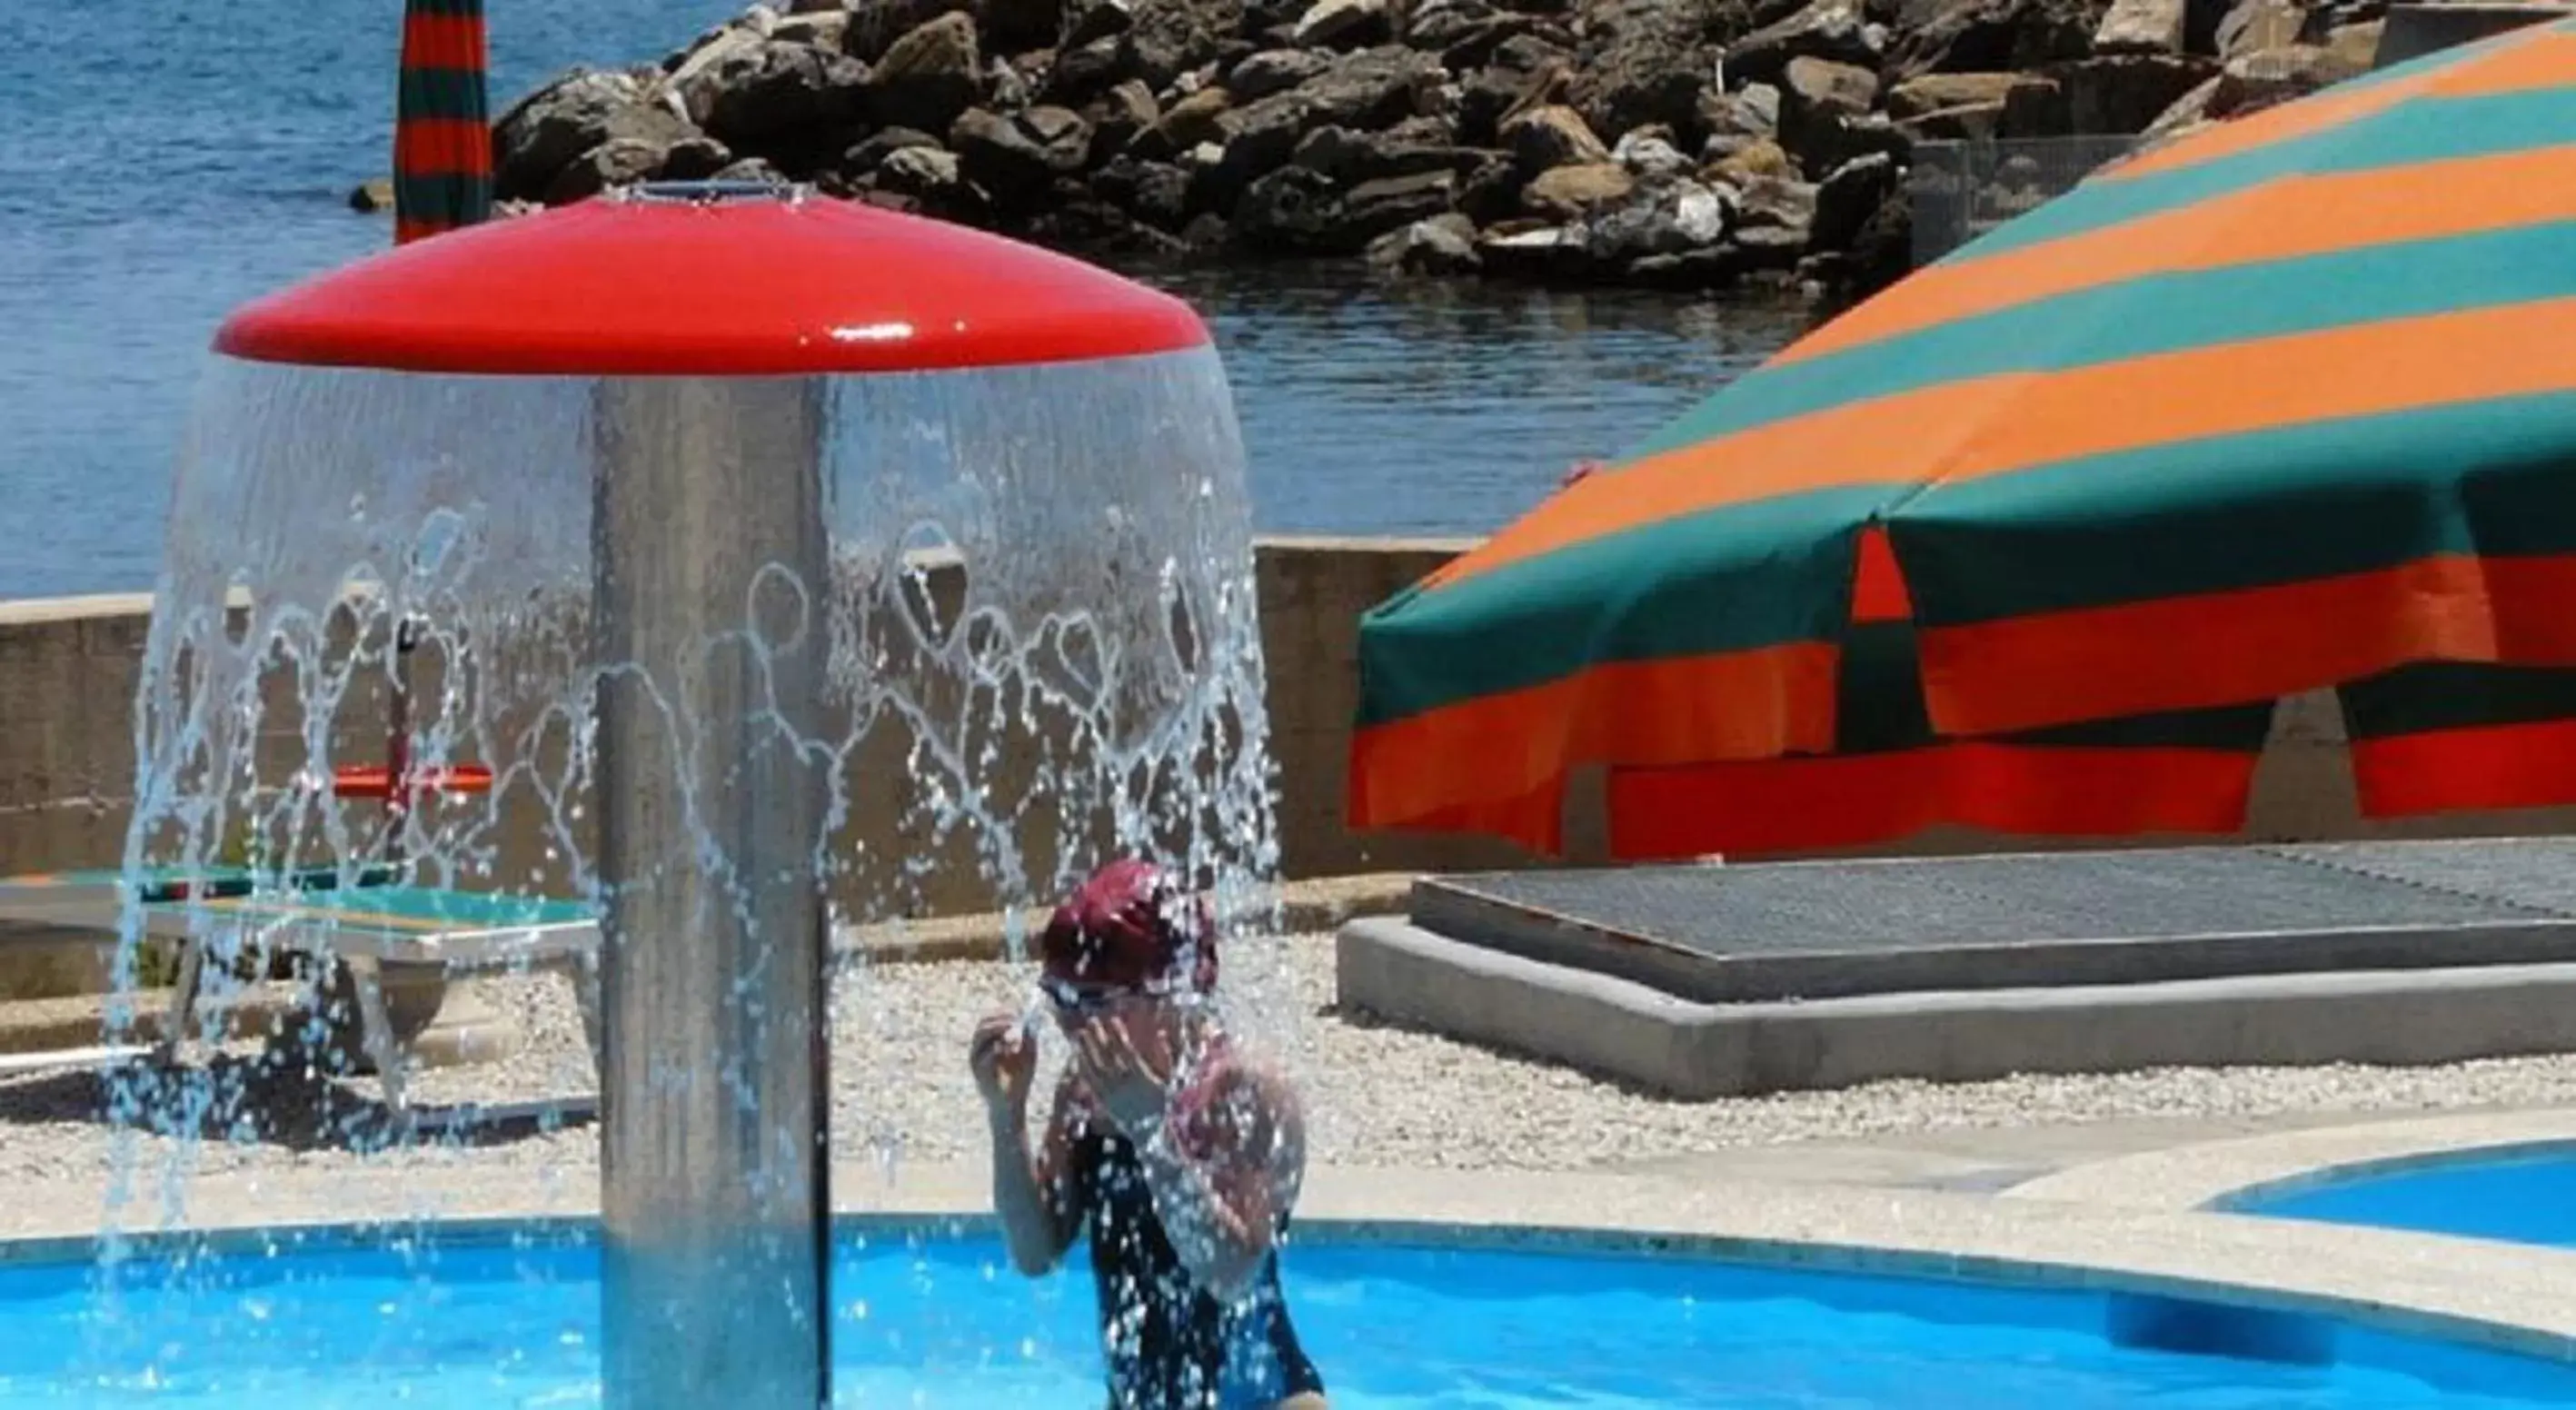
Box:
86;342;1289;1400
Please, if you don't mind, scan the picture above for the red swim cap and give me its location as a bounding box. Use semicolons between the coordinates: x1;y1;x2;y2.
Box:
1039;858;1218;994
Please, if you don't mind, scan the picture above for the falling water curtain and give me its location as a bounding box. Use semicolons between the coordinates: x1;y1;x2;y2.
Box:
394;0;492;243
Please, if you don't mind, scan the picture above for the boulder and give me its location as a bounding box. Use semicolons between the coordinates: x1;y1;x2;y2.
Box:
844;125;946;170
1133;84;1234;155
1293;124;1489;180
771;9;854;46
1777;56;1892;171
693;41;871;150
2023;53;2216;134
1887;0;2104;80
867;12;988;132
1081;79;1162;158
1523;160;1635;217
1613;128;1693;178
348;176;395;212
952;104;1094;204
1502;103;1611;174
1733;173;1817;233
1885;70;2034;118
1229;165;1343;249
492;71;661;201
1367;213;1484;273
2092;0;2185;53
870;142;971;201
1119;0;1248;91
1295;0;1398;46
1809;147;1896;253
848;0;973;60
1897;98;2007;139
1697;81;1782;143
982;0;1068;51
1578;178;1731;265
1477;223;1584;282
1298;45;1447;129
1705;134;1795;181
1059;0;1138;45
1230;48;1332;99
1092;154;1198;225
1456;35;1574;142
671;23;773;104
1567;0;1731;144
2209;43;2362;118
1045;35;1138;100
1724;0;1883;87
2213;0;2306;58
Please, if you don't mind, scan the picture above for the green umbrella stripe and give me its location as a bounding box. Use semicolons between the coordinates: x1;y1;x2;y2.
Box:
1356;485;1888;726
1956;86;2576;263
405;0;486;15
1892;390;2576;627
399;65;490;122
2341;660;2576;738
1623;218;2576;462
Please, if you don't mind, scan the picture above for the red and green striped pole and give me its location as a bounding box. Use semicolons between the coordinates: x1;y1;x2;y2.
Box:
393;0;492;244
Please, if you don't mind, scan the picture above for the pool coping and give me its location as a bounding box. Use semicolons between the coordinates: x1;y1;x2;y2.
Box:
2004;1107;2576;1214
19;1157;2576;1373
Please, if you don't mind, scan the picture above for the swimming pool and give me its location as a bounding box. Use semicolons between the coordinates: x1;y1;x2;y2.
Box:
2;1221;2571;1406
2227;1143;2576;1249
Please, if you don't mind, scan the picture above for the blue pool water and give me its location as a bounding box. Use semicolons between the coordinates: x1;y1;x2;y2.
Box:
0;1225;2571;1406
2233;1144;2576;1249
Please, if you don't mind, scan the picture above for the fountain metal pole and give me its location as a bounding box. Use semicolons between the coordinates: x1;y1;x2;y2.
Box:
592;374;833;1410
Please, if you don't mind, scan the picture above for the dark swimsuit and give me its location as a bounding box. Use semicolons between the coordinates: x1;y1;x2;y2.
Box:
1064;1076;1327;1409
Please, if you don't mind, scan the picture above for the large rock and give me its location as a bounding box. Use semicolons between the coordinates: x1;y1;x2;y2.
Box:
2214;0;2307;58
1293;123;1492;181
1294;0;1397;46
2092;0;2186;53
1456;35;1574;142
546;132;732;202
1232;164;1452;251
1120;0;1248;91
1133;84;1233;155
1733;172;1817;234
2208;43;2362;118
981;0;1068;51
1809;147;1896;253
1367;213;1484;273
1578;178;1731;266
1885;70;2031;117
844;124;946;171
1060;0;1138;46
1567;0;1731;144
1724;0;1884;87
1299;45;1447;129
492;69;696;203
1614;127;1693;178
1085;78;1162;157
1888;0;2104;79
1523;160;1635;217
2021;54;2217;134
691;41;871;150
1502;104;1611;174
1091;154;1198;224
950;104;1092;204
847;0;973;60
867;12;987;132
1777;56;1903;172
1228;47;1332;99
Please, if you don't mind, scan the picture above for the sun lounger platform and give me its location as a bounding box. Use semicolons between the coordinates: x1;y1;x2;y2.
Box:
0;869;601;1118
1338;838;2576;1098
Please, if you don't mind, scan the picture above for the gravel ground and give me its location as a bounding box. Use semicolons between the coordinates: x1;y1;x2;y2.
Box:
3;934;2575;1197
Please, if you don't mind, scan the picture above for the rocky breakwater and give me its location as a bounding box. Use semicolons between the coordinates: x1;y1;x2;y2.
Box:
482;0;2390;298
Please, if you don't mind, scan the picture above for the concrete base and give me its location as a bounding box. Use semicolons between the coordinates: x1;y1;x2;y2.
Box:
1337;916;2576;1097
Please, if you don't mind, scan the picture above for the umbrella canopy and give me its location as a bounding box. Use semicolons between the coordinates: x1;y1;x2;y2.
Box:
393;0;492;243
1352;18;2576;857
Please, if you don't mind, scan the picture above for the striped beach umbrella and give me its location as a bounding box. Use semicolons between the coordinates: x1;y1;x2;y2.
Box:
393;0;492;243
1351;18;2576;858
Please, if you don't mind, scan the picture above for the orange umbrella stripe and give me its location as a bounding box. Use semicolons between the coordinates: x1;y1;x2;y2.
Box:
1781;142;2576;366
1347;642;1840;831
1607;743;2256;859
2101;25;2576;184
1428;295;2576;594
1916;553;2576;737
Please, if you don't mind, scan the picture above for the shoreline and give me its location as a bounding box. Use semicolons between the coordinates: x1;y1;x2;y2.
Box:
383;0;2382;298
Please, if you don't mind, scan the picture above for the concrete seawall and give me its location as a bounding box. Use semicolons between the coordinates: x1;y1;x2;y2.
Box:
5;536;2570;997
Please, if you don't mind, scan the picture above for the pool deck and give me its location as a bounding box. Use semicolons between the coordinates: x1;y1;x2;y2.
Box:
16;1102;2576;1370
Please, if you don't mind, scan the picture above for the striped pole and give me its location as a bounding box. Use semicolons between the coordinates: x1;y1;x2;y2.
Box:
394;0;492;243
